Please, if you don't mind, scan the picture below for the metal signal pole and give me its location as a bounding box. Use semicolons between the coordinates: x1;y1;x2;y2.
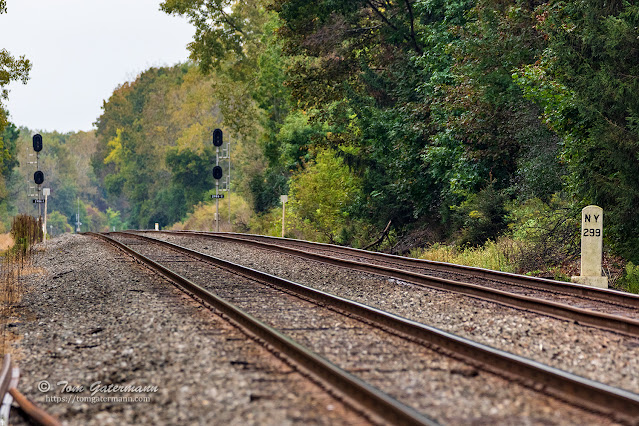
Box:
32;134;45;241
228;136;231;227
216;146;220;232
212;128;224;233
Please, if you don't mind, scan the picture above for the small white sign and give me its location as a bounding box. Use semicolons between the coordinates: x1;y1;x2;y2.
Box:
280;195;288;203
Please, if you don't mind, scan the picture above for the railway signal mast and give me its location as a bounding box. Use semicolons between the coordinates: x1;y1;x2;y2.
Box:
220;132;231;226
212;128;224;233
32;134;46;241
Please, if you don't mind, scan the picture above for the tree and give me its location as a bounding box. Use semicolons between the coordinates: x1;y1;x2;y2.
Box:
165;146;216;218
289;149;362;243
273;0;478;231
161;0;270;74
514;0;639;261
47;210;73;236
0;122;19;230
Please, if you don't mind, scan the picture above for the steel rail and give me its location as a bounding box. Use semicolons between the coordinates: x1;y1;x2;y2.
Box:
168;231;639;309
8;388;62;426
0;354;11;411
0;355;60;426
141;230;639;338
103;232;639;424
0;355;15;425
89;232;437;426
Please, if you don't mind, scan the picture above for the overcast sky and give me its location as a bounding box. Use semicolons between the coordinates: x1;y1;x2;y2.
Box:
0;0;195;133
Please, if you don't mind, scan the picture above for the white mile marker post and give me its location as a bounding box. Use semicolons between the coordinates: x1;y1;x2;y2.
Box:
571;205;608;288
281;195;288;238
42;188;50;240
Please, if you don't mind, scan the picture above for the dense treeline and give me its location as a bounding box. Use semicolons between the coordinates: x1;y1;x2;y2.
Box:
2;0;639;277
91;64;264;229
11;129;119;235
155;0;639;266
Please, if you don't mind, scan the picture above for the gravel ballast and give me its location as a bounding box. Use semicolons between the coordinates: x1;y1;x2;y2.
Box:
6;234;365;425
112;233;616;425
144;232;639;396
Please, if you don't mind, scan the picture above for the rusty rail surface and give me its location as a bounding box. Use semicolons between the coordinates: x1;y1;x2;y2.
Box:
96;232;639;424
147;230;639;338
0;354;60;426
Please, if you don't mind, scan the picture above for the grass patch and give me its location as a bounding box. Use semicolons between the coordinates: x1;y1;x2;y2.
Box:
619;262;639;294
410;238;522;273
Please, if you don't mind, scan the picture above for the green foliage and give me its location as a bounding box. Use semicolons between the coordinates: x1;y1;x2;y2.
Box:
619;262;639;294
246;206;283;237
161;0;270;75
0;9;31;131
513;0;639;262
411;239;521;274
11;129;103;232
170;194;252;232
288;149;362;244
0;122;19;229
248;170;288;214
453;184;509;247
94;66;197;228
47;210;73;236
505;196;580;273
105;208;126;231
165;146;216;212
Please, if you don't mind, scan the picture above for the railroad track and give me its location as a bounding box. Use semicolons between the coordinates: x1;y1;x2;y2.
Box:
0;354;61;426
92;232;639;424
141;230;639;338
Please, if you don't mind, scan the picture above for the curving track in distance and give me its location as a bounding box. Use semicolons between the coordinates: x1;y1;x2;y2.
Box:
92;231;639;424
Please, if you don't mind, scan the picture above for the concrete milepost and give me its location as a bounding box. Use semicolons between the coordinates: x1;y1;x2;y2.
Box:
571;205;608;288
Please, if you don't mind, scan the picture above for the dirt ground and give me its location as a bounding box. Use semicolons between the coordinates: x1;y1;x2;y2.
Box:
0;233;13;251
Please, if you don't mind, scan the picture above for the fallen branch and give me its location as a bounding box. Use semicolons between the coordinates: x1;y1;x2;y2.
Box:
363;220;392;251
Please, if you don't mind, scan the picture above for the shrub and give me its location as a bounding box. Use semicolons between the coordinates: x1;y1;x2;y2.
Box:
620;262;639;294
411;238;521;273
170;195;252;232
9;214;42;258
506;196;579;273
453;184;509;247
